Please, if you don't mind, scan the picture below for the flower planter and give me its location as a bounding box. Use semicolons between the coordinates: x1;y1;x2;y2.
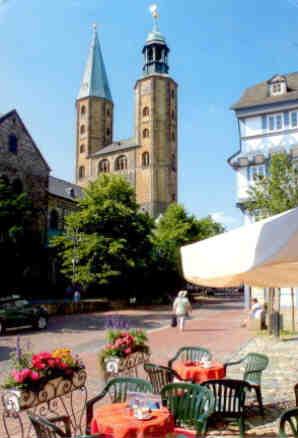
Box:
103;351;150;381
2;369;87;413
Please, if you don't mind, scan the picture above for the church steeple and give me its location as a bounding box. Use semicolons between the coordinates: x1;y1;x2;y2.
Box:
78;24;112;101
142;5;169;76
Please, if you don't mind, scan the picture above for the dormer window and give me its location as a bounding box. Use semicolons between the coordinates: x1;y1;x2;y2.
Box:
269;75;287;96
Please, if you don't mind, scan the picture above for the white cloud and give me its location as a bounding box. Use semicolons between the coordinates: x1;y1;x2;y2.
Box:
210;211;237;226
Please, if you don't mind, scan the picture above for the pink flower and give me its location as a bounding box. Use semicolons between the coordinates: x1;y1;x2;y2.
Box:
30;371;40;381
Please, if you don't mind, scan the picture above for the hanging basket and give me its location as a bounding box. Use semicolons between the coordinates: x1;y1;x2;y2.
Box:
2;369;87;413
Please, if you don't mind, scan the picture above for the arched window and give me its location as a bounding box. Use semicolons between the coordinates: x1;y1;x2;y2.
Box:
156;46;162;61
115;155;128;171
81;105;86;116
80;144;85;153
171;131;176;141
106;128;111;136
148;47;153;61
98;159;110;173
8;134;18;154
107;108;110;117
143;128;149;138
171;110;175;120
171;89;175;99
79;166;85;178
12;178;23;194
49;209;59;230
80;125;85;135
143;107;149;117
142;151;150;168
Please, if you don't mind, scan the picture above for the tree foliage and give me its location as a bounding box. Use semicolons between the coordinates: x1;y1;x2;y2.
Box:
52;174;154;292
245;153;298;219
0;177;36;294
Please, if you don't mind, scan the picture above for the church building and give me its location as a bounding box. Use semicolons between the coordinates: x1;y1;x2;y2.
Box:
75;13;178;217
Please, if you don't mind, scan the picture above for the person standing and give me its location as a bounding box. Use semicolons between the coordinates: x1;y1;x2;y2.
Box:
173;290;192;331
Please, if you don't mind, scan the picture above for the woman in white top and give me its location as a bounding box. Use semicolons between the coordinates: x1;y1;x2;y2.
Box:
173;290;192;331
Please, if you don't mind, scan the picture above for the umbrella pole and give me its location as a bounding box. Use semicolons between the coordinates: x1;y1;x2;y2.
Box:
291;288;295;333
268;288;274;335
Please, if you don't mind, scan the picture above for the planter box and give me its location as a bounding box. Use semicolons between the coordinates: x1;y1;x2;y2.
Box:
103;351;150;381
2;369;87;413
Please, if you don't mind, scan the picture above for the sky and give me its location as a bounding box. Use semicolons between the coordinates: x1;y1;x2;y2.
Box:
1;0;298;228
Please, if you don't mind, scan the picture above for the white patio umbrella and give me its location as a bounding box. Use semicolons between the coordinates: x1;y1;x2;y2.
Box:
181;207;298;288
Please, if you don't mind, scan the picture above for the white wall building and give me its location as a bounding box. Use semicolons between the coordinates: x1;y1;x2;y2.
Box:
229;73;298;307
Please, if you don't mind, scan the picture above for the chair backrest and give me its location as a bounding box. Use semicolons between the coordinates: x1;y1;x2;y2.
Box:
144;363;178;393
243;353;269;385
105;377;153;403
168;347;212;368
202;379;250;418
28;414;67;438
161;383;214;430
279;408;298;437
294;384;298;407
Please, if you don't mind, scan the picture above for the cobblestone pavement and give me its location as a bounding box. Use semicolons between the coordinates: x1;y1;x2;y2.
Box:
5;297;289;437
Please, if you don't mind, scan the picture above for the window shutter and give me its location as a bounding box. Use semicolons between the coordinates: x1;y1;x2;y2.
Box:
261;115;267;130
284;111;289;127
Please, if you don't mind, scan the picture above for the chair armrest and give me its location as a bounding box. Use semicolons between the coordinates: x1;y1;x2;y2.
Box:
47;415;71;437
168;351;180;369
223;359;243;372
85;390;108;434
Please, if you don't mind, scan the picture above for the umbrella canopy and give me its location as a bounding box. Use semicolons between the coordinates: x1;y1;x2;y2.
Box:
181;207;298;288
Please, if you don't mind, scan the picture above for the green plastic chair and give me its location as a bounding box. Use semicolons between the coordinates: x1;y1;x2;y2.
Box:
168;347;212;369
85;377;153;434
144;363;186;393
224;352;269;416
279;408;298;437
202;379;251;438
161;382;215;437
28;413;102;438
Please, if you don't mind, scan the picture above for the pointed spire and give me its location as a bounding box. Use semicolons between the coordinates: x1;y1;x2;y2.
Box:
78;24;112;101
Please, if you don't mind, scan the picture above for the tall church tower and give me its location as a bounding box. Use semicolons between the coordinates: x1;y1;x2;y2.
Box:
135;6;178;217
75;25;113;186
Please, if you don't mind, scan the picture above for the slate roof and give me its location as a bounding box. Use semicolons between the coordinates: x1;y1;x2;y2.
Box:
232;72;298;110
92;138;139;157
48;176;83;201
78;26;112;101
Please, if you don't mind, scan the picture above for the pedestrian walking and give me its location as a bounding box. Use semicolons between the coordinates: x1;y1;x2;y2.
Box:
173;290;192;331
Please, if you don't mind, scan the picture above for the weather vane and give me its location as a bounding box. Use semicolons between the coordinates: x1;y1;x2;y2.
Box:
149;4;159;32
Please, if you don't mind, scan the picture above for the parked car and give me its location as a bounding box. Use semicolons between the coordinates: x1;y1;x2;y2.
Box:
0;295;49;335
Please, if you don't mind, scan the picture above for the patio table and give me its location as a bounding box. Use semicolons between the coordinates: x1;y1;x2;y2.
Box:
173;360;225;383
90;402;174;438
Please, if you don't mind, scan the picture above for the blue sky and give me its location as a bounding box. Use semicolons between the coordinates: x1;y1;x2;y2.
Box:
1;0;298;228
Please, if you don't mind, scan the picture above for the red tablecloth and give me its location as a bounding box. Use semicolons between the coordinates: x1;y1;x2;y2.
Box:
173;361;225;383
91;402;175;438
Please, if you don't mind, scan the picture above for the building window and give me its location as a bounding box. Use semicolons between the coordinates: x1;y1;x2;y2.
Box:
171;89;175;99
107;108;110;117
142;151;150;168
143;128;149;138
247;164;266;182
81;105;86;116
291;111;298;128
80;125;85;135
49;209;59;230
80;144;85;153
98;159;110;173
272;83;281;95
267;113;284;131
115;155;127;171
106;128;111;136
143;107;149;117
172;194;176;201
8;134;18;154
171;131;176;141
171;110;175;120
79;166;85;179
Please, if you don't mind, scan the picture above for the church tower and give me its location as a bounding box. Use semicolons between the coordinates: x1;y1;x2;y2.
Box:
134;6;178;217
76;25;113;186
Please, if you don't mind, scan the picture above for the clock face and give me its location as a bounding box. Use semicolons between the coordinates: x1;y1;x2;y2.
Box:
141;81;152;95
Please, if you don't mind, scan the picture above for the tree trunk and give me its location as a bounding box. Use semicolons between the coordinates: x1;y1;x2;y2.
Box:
291;288;295;333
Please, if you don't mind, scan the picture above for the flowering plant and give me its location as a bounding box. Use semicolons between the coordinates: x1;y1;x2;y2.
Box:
98;329;149;369
2;339;85;391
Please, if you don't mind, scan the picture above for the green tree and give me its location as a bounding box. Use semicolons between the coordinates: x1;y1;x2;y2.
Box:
0;177;36;294
245;153;298;218
52;174;154;294
152;203;224;291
